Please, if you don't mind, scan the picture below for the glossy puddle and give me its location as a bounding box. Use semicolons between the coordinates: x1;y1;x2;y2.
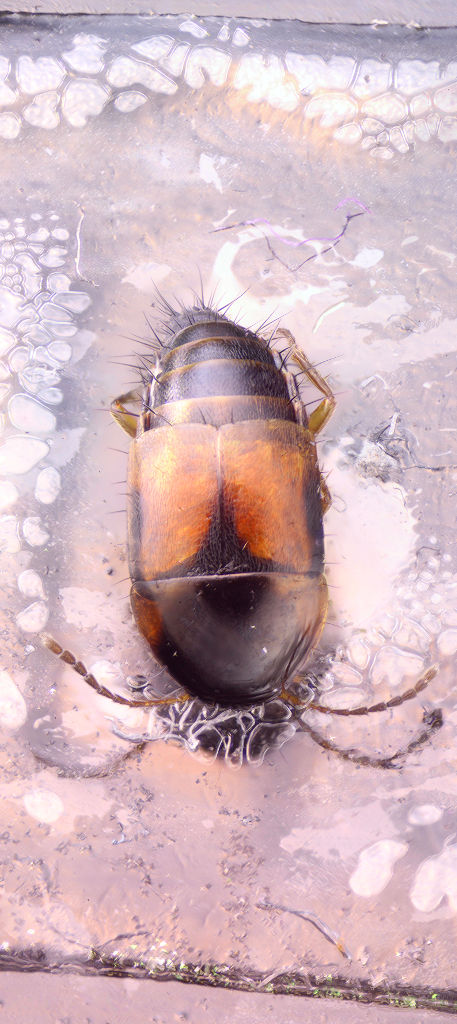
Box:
1;14;457;999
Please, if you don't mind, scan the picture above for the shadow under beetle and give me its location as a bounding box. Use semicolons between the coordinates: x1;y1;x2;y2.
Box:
43;299;440;767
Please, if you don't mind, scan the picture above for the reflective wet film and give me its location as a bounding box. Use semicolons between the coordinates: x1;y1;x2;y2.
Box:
1;14;457;1009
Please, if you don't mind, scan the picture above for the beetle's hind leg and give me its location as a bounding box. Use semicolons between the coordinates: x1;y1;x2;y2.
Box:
40;635;190;709
276;327;336;435
298;706;443;768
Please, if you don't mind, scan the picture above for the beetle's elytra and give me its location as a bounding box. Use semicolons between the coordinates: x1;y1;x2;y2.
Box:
111;302;336;706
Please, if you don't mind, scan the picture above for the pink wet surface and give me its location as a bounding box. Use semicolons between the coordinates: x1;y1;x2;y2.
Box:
0;15;457;1007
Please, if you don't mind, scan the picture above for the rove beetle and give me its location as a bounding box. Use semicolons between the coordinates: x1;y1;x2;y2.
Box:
112;301;333;706
43;299;440;766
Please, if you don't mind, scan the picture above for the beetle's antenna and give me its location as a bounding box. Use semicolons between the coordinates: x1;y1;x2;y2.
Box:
308;665;437;716
40;635;189;709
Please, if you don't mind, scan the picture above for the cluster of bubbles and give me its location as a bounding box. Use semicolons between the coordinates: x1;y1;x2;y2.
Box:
0;210;92;643
306;547;457;714
110;692;303;768
1;19;457;157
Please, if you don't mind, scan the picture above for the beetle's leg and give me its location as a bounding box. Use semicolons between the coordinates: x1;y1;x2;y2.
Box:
320;474;332;515
111;389;143;437
276;327;336;435
308;665;437;716
41;635;190;709
298;707;443;769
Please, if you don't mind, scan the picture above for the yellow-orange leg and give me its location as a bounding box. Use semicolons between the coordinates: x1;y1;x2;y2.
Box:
320;475;332;515
40;634;190;709
111;389;143;437
276;327;337;435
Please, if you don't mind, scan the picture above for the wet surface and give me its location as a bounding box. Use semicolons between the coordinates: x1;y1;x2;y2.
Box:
0;13;457;1003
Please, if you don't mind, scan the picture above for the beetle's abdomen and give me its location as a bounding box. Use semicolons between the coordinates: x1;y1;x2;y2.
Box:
145;317;299;430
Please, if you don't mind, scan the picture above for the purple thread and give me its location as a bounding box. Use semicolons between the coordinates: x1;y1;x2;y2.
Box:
218;198;370;249
335;197;371;213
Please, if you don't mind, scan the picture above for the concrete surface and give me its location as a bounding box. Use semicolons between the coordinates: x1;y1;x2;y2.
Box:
0;973;455;1023
1;3;457;27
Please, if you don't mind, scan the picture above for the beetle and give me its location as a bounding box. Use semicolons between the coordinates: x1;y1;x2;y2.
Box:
42;299;440;767
111;301;334;706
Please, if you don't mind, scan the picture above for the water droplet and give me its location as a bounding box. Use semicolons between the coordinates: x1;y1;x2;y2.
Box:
48;341;72;363
55;290;91;313
17;600;49;633
0;514;20;553
0;480;18;510
350;840;408;897
23;788;64;823
408;804;443;826
16;55;65;94
18;569;45;599
0;670;27;730
34;465;61;504
22;516;50;546
0;435;49;474
8;394;56;434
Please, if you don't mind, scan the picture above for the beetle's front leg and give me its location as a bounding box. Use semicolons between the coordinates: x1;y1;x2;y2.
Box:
111;389;143;437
